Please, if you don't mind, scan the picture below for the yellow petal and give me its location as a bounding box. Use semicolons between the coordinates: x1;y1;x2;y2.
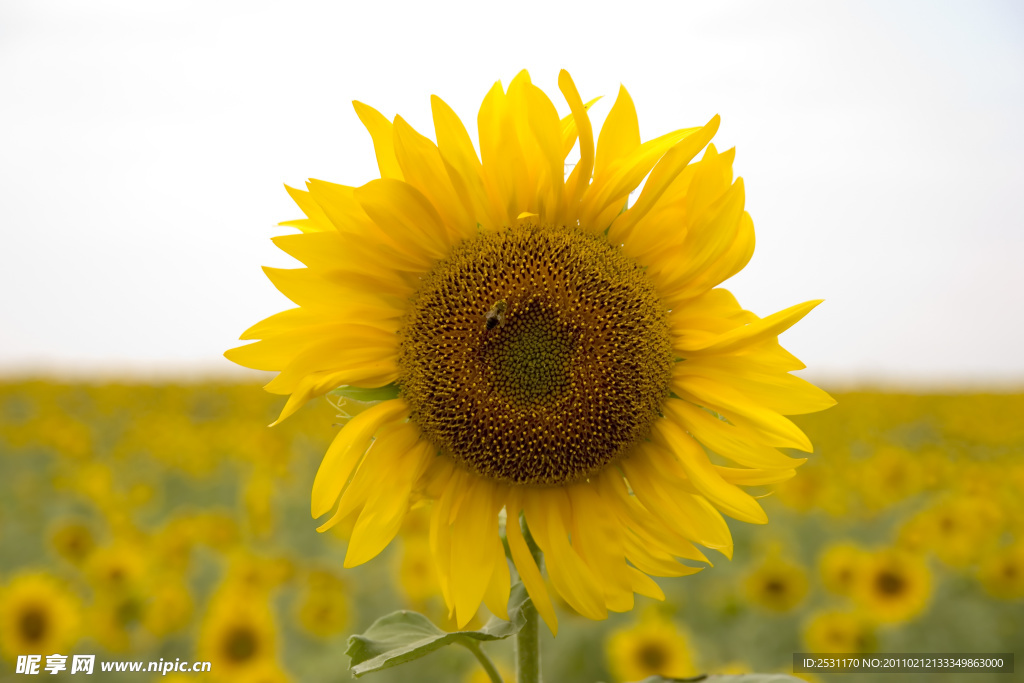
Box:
667;209;755;302
663;398;805;469
271;368;365;426
652;419;769;524
622;530;705;578
650;177;746;293
450;478;500;627
560;96;602;159
523;488;607;620
670;374;814;452
621;456;733;554
354;179;451;262
594;85;640;179
261;266;406;314
675;358;836;415
567;482;635;612
305;179;436;273
520;81;564;222
627;566;668;600
597;472;711;564
477;79;521;223
345;438;430;566
557;70;594;225
482;533;511;621
431;94;503;230
262;337;397;399
283;184;334;232
504;497;558;635
429;468;460;611
310;399;409;519
581;126;702;231
715;466;796;486
325;421;421;536
392;115;475;243
352;101;404;180
678;300;824;355
608;115;720;245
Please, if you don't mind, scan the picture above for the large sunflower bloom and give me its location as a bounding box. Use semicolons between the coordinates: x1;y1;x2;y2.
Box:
226;70;834;633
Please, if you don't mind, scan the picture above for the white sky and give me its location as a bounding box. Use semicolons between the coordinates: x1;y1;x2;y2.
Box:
1;0;1022;387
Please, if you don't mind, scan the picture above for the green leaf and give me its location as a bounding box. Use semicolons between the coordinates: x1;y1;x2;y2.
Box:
347;582;530;677
628;675;808;683
330;384;401;403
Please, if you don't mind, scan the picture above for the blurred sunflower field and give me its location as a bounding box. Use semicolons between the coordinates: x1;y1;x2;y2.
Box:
1;381;1021;682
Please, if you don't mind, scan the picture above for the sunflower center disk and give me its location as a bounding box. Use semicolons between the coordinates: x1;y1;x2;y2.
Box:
399;224;672;486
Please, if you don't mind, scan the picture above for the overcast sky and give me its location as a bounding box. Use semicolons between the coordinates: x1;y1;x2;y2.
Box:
1;0;1022;387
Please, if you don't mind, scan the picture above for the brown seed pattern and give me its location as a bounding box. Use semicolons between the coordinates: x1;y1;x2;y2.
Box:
398;223;672;485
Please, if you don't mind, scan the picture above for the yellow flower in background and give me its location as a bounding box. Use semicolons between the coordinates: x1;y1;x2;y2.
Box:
858;446;922;512
243;470;278;539
464;661;513;683
36;415;93;460
142;578;194;637
854;548;932;624
802;610;874;654
152;516;199;574
224;551;295;594
226;69;834;633
743;553;809;612
294;569;351;638
819;541;867;596
190;510;241;549
977;543;1024;601
89;594;144;652
199;589;278;678
85;541;148;596
396;537;442;606
0;572;81;660
776;464;849;517
904;495;1003;568
49;519;96;566
606;611;697;682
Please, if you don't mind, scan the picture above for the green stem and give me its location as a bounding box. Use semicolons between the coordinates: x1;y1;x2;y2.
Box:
516;521;543;683
460;640;504;683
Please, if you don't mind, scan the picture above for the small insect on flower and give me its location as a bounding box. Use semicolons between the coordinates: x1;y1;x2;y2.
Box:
483;299;507;331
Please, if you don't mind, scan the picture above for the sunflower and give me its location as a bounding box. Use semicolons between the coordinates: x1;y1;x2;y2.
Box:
916;496;1003;569
977;543;1024;601
226;70;833;631
853;548;932;624
294;569;351;637
85;541;147;596
89;593;143;652
396;537;442;606
49;519;96;566
818;541;867;596
142;578;194;637
606;611;697;682
858;446;922;512
743;552;809;612
802;610;874;654
776;463;849;517
199;589;278;677
0;572;81;660
464;661;514;683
